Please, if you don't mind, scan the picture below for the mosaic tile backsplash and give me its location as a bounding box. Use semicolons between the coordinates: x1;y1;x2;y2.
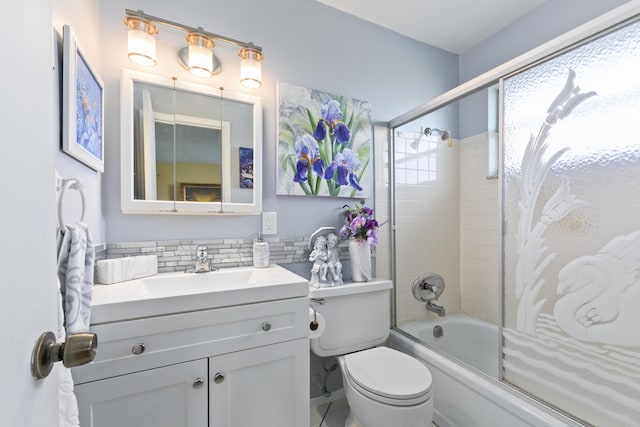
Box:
101;237;356;273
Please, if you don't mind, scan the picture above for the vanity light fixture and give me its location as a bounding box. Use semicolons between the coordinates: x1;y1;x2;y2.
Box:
239;45;263;89
183;31;217;78
124;9;264;88
124;15;158;67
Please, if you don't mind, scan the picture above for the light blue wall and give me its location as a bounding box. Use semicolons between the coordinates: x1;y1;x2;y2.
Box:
99;0;459;242
60;0;630;243
460;0;630;82
53;0;105;242
458;0;629;139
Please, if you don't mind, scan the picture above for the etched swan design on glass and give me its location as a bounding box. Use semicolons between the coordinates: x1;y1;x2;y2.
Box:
554;230;640;346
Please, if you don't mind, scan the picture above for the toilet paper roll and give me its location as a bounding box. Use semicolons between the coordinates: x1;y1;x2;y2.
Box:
308;307;326;339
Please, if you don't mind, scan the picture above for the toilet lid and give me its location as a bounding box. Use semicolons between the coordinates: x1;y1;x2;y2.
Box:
343;347;432;401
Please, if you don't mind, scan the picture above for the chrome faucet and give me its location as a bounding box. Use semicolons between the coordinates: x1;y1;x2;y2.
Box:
193;245;211;273
426;300;446;317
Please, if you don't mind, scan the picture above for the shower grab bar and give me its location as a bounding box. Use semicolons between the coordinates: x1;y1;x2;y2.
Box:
57;175;86;230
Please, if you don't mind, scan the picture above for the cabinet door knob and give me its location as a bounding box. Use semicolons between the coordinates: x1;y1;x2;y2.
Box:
261;321;272;332
193;377;205;388
131;343;145;355
214;372;225;384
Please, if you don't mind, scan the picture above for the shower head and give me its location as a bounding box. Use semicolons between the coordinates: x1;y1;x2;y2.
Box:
424;127;451;142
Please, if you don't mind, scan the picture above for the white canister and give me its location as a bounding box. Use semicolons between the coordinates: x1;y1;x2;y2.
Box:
253;234;269;268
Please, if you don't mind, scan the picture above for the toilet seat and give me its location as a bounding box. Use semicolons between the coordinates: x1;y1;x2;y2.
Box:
342;347;432;406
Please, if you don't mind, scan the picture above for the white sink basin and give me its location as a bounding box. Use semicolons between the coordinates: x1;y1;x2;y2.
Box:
91;264;308;324
142;269;253;293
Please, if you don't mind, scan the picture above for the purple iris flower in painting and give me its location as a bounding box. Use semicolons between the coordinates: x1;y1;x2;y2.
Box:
313;99;351;144
334;122;351;144
325;148;362;191
313;121;327;141
322;99;343;122
294;134;324;182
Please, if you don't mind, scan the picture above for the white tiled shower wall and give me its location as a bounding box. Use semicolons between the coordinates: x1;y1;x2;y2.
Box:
459;133;500;324
376;129;500;326
373;125;391;281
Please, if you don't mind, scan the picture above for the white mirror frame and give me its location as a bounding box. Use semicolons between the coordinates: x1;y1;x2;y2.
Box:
120;69;262;215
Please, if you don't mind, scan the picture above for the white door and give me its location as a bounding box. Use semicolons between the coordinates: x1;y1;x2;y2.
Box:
0;1;60;426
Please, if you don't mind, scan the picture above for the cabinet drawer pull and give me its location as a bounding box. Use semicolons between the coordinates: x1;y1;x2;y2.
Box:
214;372;225;384
261;321;272;332
131;343;145;355
193;377;204;388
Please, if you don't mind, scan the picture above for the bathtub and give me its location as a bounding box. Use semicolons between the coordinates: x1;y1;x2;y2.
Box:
389;314;581;427
399;314;500;378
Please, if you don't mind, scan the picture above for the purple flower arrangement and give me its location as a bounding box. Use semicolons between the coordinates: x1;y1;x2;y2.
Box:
339;200;383;246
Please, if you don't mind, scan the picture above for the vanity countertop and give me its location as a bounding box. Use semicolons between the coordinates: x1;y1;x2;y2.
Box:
90;264;308;324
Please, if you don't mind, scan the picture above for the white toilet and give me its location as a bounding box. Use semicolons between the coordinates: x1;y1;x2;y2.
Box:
310;279;433;427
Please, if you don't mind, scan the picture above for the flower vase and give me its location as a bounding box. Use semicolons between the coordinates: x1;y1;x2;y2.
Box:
348;240;372;282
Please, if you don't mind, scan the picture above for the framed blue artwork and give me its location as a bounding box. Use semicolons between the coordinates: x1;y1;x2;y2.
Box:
239;147;254;189
277;82;372;198
62;25;104;172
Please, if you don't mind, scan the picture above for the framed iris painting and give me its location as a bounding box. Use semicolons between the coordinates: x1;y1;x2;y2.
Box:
62;25;104;172
277;82;372;198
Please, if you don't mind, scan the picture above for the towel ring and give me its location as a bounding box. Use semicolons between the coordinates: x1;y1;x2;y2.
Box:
57;177;86;230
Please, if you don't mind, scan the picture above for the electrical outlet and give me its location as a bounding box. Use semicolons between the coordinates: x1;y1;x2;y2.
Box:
262;212;277;235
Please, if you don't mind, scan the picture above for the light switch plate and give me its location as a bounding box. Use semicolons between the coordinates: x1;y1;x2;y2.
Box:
262;212;277;235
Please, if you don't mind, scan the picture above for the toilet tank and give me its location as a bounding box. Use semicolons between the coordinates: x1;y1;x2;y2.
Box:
309;279;392;357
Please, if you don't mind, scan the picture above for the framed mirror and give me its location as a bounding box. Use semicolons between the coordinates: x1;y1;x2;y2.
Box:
121;69;262;214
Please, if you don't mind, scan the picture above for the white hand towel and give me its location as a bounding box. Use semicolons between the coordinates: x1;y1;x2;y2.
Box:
56;278;80;427
57;222;94;334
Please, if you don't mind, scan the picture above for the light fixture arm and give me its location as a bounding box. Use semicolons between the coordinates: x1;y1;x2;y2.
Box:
125;9;263;53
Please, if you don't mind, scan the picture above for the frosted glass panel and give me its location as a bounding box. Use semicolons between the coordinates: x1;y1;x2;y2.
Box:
502;18;640;426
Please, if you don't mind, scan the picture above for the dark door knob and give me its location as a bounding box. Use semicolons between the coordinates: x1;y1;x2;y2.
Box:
32;331;98;379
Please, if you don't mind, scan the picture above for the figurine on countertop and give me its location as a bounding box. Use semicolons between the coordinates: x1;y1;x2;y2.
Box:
309;235;328;287
309;232;343;288
326;233;343;286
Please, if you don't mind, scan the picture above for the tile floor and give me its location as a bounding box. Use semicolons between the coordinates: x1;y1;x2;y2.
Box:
310;397;350;427
310;395;438;426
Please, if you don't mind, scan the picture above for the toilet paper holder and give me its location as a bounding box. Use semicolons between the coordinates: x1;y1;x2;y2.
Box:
309;299;326;337
310;306;319;331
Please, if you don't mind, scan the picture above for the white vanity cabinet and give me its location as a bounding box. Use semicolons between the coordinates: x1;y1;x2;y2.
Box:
210;339;309;426
75;359;208;427
72;292;310;427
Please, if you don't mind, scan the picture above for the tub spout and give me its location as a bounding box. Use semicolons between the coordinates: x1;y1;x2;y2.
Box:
426;300;445;317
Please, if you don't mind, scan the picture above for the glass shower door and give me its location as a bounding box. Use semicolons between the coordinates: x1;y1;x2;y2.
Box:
501;17;640;426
